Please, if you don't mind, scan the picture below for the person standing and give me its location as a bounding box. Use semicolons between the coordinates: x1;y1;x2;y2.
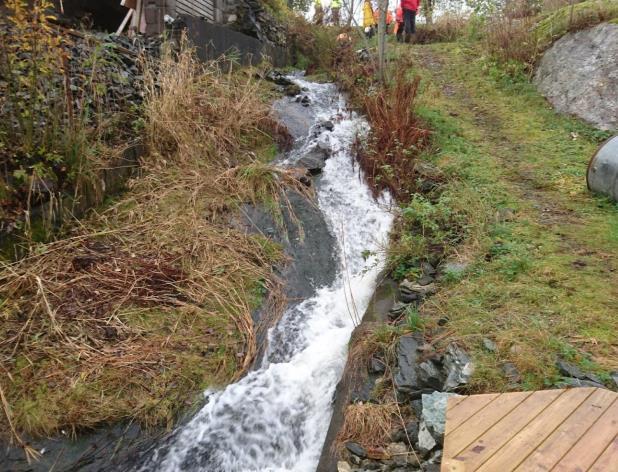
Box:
363;0;376;37
401;0;420;43
394;5;404;42
331;0;341;25
314;0;324;25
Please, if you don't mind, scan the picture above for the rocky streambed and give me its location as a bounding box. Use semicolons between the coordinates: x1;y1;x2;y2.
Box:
327;258;618;472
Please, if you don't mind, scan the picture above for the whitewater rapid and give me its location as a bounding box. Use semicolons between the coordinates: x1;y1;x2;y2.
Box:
142;78;394;472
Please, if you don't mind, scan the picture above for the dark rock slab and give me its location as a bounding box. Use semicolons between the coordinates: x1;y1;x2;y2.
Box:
346;441;367;459
298;147;330;175
556;377;606;389
394;335;422;393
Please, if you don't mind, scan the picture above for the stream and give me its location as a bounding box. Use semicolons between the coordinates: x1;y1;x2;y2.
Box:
141;78;394;472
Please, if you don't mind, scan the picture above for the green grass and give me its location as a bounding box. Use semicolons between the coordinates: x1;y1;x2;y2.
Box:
535;0;618;47
390;41;618;391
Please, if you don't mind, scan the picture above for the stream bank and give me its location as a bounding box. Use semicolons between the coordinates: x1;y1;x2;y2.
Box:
324;37;618;471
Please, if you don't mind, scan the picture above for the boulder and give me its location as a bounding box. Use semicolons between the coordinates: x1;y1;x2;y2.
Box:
320;120;335;131
534;23;618;131
297;147;330;175
417;359;445;391
556;359;604;384
399;280;436;303
389;301;408;319
502;362;522;384
416;275;435;286
556;377;606;389
284;84;301;97
346;441;367;459
442;343;474;391
337;461;353;472
416;421;437;456
394;335;422;393
421;392;462;442
392;421;419;445
370;356;386;374
482;338;498;353
265;70;293;87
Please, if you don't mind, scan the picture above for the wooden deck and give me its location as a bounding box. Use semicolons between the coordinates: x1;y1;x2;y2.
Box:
441;387;618;471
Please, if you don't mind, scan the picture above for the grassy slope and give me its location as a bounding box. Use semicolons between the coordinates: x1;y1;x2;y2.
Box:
396;41;617;391
0;59;288;441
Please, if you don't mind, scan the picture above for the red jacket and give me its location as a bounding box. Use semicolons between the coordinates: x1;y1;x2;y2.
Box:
396;6;403;22
401;0;420;11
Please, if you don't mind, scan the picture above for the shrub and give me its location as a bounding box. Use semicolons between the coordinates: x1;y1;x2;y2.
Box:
0;0;136;240
287;15;339;73
482;0;618;73
357;75;431;200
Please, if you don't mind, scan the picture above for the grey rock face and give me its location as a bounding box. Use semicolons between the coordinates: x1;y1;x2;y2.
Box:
534;23;618;131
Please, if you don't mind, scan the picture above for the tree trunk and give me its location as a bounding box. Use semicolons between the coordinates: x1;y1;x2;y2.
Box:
377;0;387;83
424;0;433;25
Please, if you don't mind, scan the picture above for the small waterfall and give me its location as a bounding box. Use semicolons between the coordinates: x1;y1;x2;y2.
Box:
141;78;394;472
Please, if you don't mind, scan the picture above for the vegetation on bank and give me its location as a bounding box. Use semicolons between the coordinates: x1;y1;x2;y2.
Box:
318;0;618;394
399;41;616;390
0;0;140;244
0;31;308;457
299;0;618;454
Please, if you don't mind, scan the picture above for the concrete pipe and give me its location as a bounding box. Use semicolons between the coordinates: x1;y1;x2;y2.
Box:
587;136;618;202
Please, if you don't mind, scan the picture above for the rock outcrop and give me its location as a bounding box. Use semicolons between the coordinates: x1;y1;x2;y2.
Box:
534;22;618;131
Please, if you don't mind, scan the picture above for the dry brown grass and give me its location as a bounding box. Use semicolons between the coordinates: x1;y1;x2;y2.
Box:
337;402;398;450
0;37;305;449
415;13;468;44
484;15;541;70
358;74;432;200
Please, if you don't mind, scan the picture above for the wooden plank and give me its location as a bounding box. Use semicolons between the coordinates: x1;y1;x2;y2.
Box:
552;398;618;471
446;389;564;470
177;4;214;19
477;387;595;471
177;0;214;16
589;435;618;472
446;395;468;412
444;393;501;436
516;388;616;471
443;391;532;461
176;2;214;20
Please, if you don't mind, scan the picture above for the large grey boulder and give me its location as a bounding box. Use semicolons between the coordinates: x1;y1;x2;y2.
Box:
534;22;618;131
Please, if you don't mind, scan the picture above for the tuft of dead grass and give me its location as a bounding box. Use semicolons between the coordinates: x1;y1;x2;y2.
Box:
337;402;398;450
0;37;304;447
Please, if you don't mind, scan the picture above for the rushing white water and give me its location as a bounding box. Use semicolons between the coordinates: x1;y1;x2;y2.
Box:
144;79;393;472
